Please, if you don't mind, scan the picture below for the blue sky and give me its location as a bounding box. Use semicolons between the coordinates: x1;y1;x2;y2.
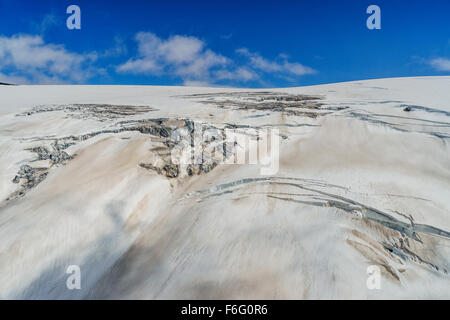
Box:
0;0;449;87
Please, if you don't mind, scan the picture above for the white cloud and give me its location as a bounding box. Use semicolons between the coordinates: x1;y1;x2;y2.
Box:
118;32;316;86
236;48;316;76
214;67;258;81
117;32;230;84
0;32;317;86
429;58;450;72
0;34;98;84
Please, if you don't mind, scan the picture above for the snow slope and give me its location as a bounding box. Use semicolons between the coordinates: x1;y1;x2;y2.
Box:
0;77;449;299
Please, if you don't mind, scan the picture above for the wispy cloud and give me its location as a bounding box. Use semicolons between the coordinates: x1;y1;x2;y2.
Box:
221;33;233;40
214;67;258;82
236;48;316;76
0;71;29;85
35;13;59;34
429;58;450;72
101;36;128;58
0;34;100;84
28;13;61;35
